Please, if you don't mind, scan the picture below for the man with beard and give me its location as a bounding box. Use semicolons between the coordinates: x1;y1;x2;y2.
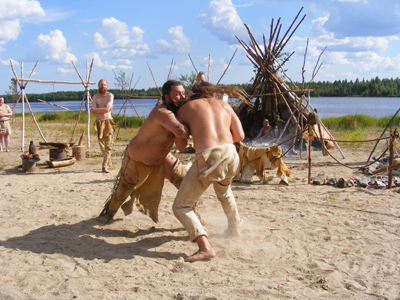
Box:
91;79;115;173
98;80;189;225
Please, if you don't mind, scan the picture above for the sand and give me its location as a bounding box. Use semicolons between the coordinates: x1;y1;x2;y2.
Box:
0;126;400;300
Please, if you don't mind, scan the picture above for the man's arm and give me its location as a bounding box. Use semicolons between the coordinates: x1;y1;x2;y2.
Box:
90;94;114;115
230;109;245;143
158;107;190;139
175;136;188;152
0;105;12;117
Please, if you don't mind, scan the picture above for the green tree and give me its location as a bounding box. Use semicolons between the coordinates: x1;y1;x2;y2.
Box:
4;79;19;103
179;71;197;92
114;71;130;92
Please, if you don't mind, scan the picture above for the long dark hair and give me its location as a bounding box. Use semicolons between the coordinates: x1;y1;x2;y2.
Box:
161;80;183;102
186;81;251;105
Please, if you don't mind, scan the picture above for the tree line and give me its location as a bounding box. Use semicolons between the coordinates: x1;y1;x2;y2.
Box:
230;77;400;97
2;88;162;103
3;76;400;103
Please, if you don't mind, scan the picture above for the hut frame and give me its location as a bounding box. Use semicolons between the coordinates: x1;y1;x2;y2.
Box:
235;8;345;159
10;59;96;151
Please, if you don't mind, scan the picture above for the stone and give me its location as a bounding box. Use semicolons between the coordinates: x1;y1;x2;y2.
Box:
313;173;326;185
327;176;338;185
358;177;371;188
337;178;353;188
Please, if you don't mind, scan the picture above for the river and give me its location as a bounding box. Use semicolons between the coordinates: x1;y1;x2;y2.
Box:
11;97;400;119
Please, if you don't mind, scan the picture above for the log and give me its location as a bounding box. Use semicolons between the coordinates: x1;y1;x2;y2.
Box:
72;145;85;160
46;157;76;168
372;161;400;175
21;156;40;173
11;78;96;85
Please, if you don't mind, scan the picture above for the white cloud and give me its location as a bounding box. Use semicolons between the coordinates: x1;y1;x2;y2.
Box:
85;52;114;71
199;56;214;68
29;30;76;64
56;67;74;74
93;17;151;59
156;26;190;54
304;0;400;37
0;0;45;49
0;0;45;20
180;60;191;67
197;0;247;45
1;58;18;66
84;52;131;71
309;15;395;53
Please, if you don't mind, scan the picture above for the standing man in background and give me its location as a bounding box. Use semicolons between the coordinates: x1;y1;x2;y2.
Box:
0;96;12;152
91;79;115;173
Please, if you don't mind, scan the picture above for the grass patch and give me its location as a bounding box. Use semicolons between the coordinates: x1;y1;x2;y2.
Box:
322;114;400;131
38;111;89;123
37;111;145;129
113;115;144;128
321;114;398;149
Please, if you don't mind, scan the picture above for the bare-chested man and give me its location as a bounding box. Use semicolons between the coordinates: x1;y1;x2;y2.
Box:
173;81;250;262
195;71;206;83
91;79;115;173
98;80;189;224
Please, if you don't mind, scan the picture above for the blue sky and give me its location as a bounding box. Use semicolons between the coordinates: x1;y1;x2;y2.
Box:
1;0;400;95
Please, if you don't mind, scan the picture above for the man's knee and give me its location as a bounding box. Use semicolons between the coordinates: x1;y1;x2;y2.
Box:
169;159;186;189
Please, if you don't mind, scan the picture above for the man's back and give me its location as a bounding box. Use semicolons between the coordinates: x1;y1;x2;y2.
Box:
177;98;244;154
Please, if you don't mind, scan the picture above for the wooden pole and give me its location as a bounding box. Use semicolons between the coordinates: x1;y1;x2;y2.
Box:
307;125;313;184
12;78;95;85
217;48;237;85
86;62;91;149
37;99;71;111
367;107;400;162
11;94;22;112
146;62;162;97
188;54;198;74
207;54;211;82
21;87;25;152
388;127;394;189
21;62;25;152
70;92;87;143
23;95;48;143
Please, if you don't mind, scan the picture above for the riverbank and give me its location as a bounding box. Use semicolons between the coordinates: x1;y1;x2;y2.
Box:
0;121;399;299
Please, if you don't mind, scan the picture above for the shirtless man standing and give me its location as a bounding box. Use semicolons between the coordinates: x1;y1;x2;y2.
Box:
91;79;115;173
173;82;250;262
195;71;206;83
98;80;189;224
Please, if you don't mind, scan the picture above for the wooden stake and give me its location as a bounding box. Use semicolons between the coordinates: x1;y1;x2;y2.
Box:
207;54;211;82
23;94;48;143
217;48;237;85
307;124;314;184
188;54;198;74
37;99;71;111
388;127;394;189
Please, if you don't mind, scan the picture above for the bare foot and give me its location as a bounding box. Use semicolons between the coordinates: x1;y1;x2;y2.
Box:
6;149;10;152
102;167;110;173
185;249;216;262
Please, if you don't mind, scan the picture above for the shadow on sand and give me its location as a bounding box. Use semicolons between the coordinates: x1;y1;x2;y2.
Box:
0;219;187;262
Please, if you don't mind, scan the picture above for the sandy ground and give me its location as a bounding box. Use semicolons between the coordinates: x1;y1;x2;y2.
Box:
0;125;400;300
